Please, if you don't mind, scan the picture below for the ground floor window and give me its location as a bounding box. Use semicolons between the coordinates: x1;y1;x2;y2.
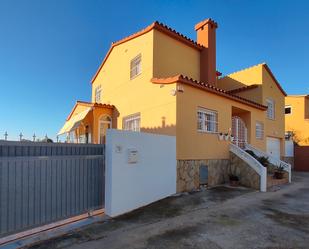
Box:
256;122;264;139
197;108;218;133
123;113;140;132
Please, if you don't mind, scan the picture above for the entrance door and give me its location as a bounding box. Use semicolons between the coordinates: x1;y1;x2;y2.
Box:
99;115;112;144
232;116;247;148
267;137;281;159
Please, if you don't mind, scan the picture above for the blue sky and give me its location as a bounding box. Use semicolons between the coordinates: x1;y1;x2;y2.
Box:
0;0;308;141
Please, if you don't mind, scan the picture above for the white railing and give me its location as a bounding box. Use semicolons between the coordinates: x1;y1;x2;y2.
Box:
230;143;267;192
245;144;291;183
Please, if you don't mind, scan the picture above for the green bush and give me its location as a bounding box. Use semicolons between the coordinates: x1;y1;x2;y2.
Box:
257;156;270;167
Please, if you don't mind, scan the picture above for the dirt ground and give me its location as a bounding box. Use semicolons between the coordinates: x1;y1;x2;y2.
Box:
27;172;309;249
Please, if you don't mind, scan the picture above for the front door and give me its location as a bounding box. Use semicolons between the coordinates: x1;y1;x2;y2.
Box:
232;116;247;148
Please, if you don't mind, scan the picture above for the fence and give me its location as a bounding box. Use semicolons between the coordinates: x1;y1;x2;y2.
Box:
294;145;309;171
0;141;105;237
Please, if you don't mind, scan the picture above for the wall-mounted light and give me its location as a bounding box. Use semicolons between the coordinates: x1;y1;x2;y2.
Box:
177;84;184;93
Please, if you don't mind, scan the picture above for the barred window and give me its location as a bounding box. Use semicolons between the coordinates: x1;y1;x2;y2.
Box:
123;113;140;132
197;108;218;133
266;98;275;120
256;122;264;139
130;54;142;80
95;85;102;102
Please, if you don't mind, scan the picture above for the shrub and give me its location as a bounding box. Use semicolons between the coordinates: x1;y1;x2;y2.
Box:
258;156;270;167
245;150;257;158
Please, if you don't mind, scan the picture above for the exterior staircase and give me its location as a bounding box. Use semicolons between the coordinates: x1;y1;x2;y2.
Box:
229;143;292;192
245;144;291;183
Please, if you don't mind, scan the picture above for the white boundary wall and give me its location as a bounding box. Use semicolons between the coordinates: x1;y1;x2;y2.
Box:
105;129;176;217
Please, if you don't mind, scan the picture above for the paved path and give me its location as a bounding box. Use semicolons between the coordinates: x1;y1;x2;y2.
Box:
28;172;309;249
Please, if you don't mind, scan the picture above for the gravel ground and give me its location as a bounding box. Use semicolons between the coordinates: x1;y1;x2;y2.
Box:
27;171;309;249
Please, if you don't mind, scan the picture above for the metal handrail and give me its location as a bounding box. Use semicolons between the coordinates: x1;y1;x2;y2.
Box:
245;144;291;183
230;143;267;192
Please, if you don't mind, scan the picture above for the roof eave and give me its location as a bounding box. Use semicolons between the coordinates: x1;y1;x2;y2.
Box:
151;75;267;111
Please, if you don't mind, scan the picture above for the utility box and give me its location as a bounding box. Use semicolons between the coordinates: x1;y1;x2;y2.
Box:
199;164;208;185
128;148;138;164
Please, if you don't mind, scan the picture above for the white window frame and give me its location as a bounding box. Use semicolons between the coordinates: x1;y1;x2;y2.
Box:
197;108;218;133
95;85;102;103
285;105;292;115
255;121;264;140
266;98;275;120
130;54;142;80
123;113;141;132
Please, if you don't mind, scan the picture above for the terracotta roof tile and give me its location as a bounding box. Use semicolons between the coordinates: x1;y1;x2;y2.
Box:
67;101;114;121
226;84;259;94
151;75;268;110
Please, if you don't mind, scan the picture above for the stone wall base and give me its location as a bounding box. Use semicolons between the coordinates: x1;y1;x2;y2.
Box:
177;159;229;193
229;152;260;190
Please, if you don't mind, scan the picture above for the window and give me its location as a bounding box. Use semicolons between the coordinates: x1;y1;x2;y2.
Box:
123;113;140;132
197;108;218;133
266;98;275;120
130;54;142;79
256;122;264;139
95;85;102;102
285;105;292;115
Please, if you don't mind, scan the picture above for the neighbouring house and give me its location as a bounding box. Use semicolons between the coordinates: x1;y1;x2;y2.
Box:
59;18;290;192
284;94;309;170
285;95;309;145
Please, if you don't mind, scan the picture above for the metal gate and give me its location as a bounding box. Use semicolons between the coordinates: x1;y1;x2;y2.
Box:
232;116;247;148
0;141;105;237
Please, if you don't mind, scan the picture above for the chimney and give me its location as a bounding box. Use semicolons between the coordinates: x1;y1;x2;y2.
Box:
195;18;218;86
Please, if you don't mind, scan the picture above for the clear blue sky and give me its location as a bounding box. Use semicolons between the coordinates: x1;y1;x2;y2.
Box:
0;0;308;141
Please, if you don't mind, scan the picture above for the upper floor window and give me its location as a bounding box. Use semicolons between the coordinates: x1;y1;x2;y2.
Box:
123;113;140;132
95;85;102;102
255;122;264;139
285;105;292;115
130;54;142;80
197;108;218;133
266;98;275;120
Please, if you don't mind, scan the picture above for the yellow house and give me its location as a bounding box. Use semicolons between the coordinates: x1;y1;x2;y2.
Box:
59;18;288;191
285;95;309;145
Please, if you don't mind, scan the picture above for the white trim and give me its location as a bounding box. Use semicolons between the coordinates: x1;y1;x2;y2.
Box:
197;108;218;133
255;121;264;140
232;116;247;148
123;113;141;132
130;54;142;80
95;85;102;103
230;144;267;192
246;144;291;183
266;98;275;120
